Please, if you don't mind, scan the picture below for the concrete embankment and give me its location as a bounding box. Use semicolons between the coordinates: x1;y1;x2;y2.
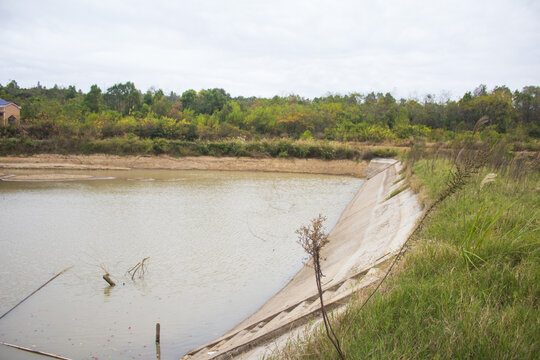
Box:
182;159;423;360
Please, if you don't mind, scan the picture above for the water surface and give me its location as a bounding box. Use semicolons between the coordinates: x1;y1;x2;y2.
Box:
0;169;362;359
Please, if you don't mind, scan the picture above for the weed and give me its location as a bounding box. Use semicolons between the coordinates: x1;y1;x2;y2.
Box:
296;215;345;359
384;184;408;201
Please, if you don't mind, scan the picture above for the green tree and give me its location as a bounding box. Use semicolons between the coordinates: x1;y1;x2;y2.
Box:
65;85;77;100
224;101;245;128
103;82;141;115
180;89;197;110
152;96;172;118
197;88;230;115
84;85;102;113
143;90;154;106
514;86;540;124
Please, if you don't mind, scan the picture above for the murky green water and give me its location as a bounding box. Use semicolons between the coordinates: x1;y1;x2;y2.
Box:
0;169;362;359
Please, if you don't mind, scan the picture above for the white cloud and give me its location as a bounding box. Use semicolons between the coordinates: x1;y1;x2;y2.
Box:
0;0;538;99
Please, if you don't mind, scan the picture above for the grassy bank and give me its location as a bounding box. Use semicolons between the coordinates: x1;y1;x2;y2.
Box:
273;153;539;358
0;137;400;160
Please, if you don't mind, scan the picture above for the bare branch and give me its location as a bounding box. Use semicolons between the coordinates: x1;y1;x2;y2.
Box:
296;215;345;359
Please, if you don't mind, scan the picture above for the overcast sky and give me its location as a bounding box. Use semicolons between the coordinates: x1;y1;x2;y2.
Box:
1;0;539;100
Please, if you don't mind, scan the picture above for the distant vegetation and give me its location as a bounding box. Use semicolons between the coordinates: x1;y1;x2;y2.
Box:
0;81;538;157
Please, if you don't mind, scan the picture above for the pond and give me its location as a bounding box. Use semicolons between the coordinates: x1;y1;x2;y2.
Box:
0;169;363;359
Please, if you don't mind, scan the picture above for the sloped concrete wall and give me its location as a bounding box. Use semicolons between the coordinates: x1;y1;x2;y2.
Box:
183;159;422;360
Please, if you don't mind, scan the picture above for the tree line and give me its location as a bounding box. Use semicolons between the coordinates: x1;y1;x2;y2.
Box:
0;80;538;142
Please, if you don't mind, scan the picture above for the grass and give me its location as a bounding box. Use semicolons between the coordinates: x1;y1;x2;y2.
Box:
384;184;409;201
272;155;539;359
0;137;403;161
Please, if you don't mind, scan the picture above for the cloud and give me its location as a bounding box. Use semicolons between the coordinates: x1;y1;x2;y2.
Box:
0;0;539;99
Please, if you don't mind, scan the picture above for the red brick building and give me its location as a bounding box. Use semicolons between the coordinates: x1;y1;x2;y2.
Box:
0;98;21;126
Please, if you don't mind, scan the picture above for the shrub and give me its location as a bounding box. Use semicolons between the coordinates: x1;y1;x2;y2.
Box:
320;145;335;160
300;130;314;140
370;147;398;158
152;138;168;154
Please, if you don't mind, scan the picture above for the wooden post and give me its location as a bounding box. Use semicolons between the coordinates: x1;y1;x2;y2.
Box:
155;323;161;360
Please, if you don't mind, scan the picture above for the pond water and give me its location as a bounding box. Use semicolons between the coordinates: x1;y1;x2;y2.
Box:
0;169;363;360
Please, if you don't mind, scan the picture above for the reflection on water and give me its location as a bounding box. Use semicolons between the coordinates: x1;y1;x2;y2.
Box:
0;169;362;359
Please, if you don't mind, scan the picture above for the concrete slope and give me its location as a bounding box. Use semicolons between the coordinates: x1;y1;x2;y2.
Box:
182;159;422;360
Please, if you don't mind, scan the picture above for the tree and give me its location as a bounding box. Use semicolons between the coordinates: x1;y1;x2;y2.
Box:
459;86;516;132
152;96;172;118
84;85;102;113
5;80;19;96
473;84;488;97
103;82;141;115
65;85;77;100
197;88;230;115
143;90;154;106
180;89;197;110
224;101;245;128
514;86;540;124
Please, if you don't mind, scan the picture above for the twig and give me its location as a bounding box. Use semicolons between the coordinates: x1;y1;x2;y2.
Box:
0;266;73;320
0;341;73;360
128;257;150;280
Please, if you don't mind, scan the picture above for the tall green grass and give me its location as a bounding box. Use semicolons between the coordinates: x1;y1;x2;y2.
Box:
0;137;401;161
273;157;539;359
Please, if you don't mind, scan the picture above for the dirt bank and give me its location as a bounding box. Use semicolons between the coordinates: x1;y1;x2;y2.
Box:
0;154;368;178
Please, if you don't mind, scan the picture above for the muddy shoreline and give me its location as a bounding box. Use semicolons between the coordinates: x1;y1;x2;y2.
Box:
0;154;368;180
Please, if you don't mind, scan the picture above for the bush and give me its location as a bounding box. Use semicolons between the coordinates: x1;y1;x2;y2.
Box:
320;145;335;160
370;147;398;158
294;143;311;158
152;138;168;154
300;130;314;140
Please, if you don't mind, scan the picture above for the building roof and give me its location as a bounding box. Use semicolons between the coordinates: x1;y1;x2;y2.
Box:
0;98;20;108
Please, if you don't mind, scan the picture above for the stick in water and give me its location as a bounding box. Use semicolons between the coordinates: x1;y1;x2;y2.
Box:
156;323;161;359
0;266;73;320
0;341;73;360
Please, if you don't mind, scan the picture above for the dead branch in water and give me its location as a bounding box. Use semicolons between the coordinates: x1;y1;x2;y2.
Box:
127;257;150;280
0;266;73;321
0;341;73;360
102;273;116;287
99;264;116;287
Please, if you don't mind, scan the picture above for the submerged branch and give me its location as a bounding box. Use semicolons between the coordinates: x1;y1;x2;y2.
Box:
0;341;73;360
0;266;73;320
128;257;150;280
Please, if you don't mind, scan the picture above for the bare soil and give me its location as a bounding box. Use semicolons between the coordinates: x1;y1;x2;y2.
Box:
4;174;102;181
0;154;368;179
